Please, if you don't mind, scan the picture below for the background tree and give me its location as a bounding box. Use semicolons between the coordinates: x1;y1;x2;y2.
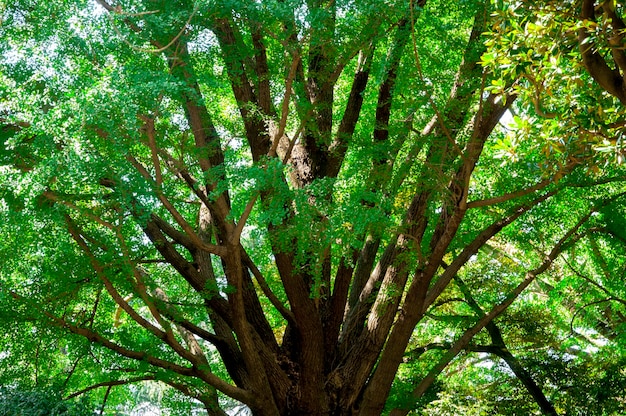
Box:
0;387;95;416
1;0;625;415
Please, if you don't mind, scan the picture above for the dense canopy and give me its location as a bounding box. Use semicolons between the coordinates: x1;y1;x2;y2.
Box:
1;0;626;415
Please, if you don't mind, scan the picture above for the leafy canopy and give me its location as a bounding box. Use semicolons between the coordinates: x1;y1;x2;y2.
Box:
1;0;626;415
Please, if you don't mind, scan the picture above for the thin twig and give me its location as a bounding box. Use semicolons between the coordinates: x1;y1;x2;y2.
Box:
66;376;156;399
99;1;200;54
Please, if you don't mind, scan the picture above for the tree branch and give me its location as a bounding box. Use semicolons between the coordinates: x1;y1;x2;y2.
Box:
467;178;552;208
66;376;156;399
240;247;295;325
127;155;227;256
578;0;626;103
395;192;626;410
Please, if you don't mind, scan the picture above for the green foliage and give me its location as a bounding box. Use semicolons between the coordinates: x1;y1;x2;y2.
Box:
0;387;94;416
1;0;626;414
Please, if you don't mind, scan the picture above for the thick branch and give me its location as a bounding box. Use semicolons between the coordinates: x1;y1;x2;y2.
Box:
61;320;252;404
425;188;558;310
357;89;515;416
603;1;626;75
241;247;296;325
467;177;552;208
453;275;558;416
211;18;270;161
578;0;626;103
143;220;232;323
324;44;375;178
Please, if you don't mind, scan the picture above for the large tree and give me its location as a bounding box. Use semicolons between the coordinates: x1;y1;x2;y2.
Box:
1;0;625;414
